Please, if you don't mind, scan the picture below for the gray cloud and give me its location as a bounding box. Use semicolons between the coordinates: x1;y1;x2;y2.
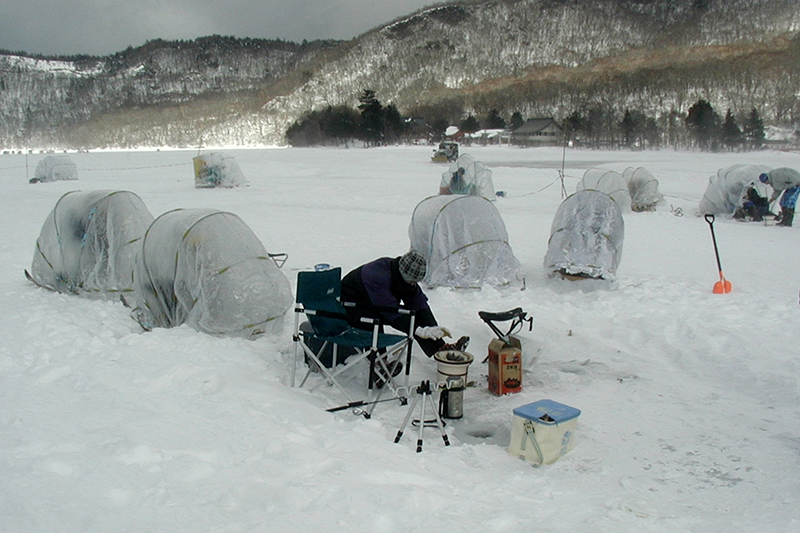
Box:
0;0;435;56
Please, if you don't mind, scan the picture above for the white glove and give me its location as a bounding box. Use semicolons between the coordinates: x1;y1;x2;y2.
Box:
415;326;452;340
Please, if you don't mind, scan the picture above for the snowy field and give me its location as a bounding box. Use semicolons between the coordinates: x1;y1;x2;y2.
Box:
1;144;799;532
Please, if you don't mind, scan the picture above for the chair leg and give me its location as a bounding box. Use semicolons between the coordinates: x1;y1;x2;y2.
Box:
301;339;330;388
291;311;301;387
298;340;355;402
404;314;416;390
371;344;410;395
367;352;378;393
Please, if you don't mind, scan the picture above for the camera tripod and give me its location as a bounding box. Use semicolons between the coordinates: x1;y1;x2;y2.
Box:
394;380;450;452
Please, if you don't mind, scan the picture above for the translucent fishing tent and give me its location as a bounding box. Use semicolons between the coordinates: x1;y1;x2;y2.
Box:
576;168;631;212
544;190;625;281
439;154;495;199
30;155;78;183
409;195;519;288
622;167;663;212
28;190;154;297
132;208;291;338
698;164;772;215
193;152;248;188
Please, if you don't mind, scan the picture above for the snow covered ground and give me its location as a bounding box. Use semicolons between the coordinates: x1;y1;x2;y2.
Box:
1;145;798;532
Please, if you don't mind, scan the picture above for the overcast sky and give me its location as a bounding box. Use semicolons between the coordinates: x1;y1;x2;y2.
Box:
0;0;436;57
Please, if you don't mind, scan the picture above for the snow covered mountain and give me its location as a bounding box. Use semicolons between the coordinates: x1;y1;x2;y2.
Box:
0;37;337;148
1;0;798;149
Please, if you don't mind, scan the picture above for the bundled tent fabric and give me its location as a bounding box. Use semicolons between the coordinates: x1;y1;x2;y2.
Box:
576;168;631;212
30;155;78;183
132;208;291;338
192;152;248;188
439;154;495;199
622;167;663;212
27;190;154;297
698;164;772;215
544;190;625;281
409;195;519;288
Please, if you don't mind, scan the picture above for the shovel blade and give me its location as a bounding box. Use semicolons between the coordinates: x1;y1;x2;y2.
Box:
713;279;732;294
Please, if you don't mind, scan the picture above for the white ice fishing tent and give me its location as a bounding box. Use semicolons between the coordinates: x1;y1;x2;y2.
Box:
28;190;154;297
192;152;248;188
132;208;291;338
698;164;772;215
576;168;631;212
30;155;78;183
409;195;519;288
544;190;625;281
622;167;663;212
439;154;495;199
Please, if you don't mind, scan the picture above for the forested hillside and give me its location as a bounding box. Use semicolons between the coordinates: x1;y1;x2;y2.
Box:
1;0;798;149
0;37;337;148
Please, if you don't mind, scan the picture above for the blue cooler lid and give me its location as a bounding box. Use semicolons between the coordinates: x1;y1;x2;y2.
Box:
513;399;581;425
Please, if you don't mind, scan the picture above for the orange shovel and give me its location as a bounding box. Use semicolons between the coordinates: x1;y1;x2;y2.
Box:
704;214;732;294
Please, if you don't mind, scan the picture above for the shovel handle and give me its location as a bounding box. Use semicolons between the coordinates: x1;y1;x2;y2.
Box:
704;213;724;272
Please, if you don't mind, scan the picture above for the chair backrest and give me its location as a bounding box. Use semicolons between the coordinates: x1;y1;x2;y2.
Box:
296;267;349;337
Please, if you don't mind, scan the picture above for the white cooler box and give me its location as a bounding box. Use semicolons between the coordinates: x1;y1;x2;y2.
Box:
507;399;581;466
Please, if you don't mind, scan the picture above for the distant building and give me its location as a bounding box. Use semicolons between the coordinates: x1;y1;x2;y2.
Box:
445;125;461;139
511;118;564;147
461;129;509;146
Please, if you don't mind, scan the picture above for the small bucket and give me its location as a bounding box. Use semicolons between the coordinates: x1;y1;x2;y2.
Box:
434;350;474;385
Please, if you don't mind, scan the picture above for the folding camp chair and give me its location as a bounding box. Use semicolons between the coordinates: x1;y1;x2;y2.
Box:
478;307;533;344
292;267;415;411
478;307;534;363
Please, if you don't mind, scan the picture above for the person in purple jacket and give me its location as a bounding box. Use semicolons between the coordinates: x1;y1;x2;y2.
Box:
340;249;469;357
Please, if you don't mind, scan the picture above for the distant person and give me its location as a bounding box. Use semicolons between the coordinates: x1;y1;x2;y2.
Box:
760;168;800;227
340;250;469;359
733;186;774;222
440;167;473;195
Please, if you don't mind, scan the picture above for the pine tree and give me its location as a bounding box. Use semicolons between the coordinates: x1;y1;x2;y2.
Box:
663;109;685;150
285;111;322;147
429;117;450;141
643;116;660;149
509;112;525;130
358;89;385;146
585;106;611;148
384;103;406;144
685;99;720;150
742;108;765;150
459;115;480;134
564;111;585;144
484;109;506;129
320;105;359;146
620;109;647;148
720;109;742;151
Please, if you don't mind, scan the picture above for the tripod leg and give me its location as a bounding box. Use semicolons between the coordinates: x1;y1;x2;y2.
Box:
364;376;387;419
416;392;427;453
394;394;419;443
425;392;450;447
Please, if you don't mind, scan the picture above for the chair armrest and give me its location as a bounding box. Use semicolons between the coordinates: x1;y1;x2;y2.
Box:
341;300;415;316
298;305;379;326
340;301;416;336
